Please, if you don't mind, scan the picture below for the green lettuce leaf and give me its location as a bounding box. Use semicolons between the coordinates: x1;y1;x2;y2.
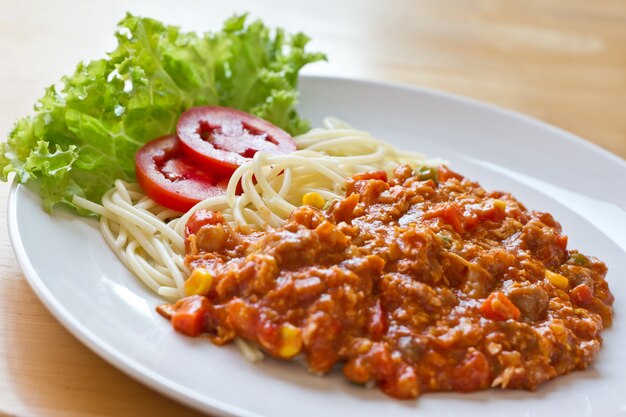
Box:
0;13;325;213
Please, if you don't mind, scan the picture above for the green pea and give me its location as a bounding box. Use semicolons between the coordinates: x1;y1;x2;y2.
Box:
571;253;589;266
416;165;439;184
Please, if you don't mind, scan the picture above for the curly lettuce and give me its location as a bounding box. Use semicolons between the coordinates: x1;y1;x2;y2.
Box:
0;13;325;213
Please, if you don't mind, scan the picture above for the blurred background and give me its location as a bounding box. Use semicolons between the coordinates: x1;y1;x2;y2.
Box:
0;1;624;416
1;0;625;156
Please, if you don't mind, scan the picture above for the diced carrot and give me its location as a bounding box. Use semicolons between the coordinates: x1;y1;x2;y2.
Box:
442;204;466;234
226;298;259;340
346;170;389;196
156;303;175;320
570;284;594;306
353;170;388;182
452;350;491;392
556;235;568;251
424;203;465;234
480;292;520;321
380;364;420;399
438;166;464;182
464;213;479;230
171;295;209;337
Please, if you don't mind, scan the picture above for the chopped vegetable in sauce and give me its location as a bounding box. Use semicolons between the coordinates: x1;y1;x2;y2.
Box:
161;165;613;399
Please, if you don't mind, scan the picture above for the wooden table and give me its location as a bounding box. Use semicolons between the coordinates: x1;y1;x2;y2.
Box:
1;0;624;415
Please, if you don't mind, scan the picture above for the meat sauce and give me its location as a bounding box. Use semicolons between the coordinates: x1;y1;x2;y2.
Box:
160;165;614;399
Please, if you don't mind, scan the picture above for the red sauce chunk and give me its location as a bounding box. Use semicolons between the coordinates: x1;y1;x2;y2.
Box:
165;165;614;399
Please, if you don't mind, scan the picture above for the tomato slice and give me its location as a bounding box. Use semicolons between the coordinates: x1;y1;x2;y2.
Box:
135;135;227;212
177;106;297;175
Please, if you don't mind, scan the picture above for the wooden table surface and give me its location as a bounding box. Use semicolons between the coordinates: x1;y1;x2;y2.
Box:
1;0;624;416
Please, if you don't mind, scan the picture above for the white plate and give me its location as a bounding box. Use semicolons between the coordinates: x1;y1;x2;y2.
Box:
8;76;626;417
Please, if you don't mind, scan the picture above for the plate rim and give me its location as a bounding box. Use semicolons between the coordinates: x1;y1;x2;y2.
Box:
6;179;251;417
299;75;626;170
7;74;626;417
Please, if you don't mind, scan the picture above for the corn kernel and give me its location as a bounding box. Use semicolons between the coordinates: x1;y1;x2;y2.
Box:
493;199;507;211
545;270;569;290
184;268;213;296
302;192;325;209
555;289;570;300
278;323;302;358
550;320;565;335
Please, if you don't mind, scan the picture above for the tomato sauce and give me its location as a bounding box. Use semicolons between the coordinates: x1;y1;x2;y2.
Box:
167;165;614;399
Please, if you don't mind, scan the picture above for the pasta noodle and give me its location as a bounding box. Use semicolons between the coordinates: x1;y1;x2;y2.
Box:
73;118;431;301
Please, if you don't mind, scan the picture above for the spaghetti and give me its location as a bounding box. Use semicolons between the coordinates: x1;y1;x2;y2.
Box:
73;118;431;300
